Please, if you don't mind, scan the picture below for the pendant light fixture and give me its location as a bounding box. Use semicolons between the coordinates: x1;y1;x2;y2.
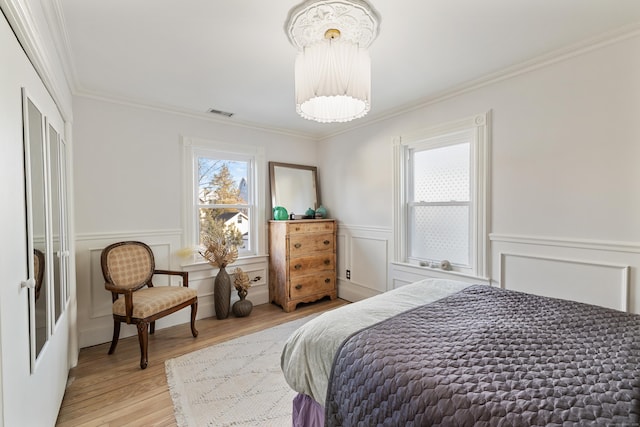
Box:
285;0;381;123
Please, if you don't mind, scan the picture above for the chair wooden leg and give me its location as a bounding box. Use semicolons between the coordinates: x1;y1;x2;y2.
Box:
137;320;149;369
190;300;199;337
108;319;121;355
150;321;155;335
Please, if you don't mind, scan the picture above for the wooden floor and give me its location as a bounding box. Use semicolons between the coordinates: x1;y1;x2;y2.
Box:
56;298;347;427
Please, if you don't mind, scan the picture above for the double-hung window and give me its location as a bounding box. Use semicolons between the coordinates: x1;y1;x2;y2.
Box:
183;138;265;259
394;112;489;278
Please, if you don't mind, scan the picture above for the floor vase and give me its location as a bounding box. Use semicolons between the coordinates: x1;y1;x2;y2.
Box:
214;266;231;319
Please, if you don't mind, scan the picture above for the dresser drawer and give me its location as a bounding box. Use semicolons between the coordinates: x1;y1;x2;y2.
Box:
288;221;334;234
289;274;335;299
289;232;334;256
289;254;335;277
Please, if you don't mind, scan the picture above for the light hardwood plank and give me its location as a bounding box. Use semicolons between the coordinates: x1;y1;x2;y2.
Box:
56;299;347;426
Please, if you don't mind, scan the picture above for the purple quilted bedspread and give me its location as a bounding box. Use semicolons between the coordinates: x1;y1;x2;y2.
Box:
325;285;640;426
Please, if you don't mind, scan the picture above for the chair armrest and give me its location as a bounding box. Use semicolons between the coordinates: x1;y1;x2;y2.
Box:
105;282;145;293
153;269;189;287
104;284;135;321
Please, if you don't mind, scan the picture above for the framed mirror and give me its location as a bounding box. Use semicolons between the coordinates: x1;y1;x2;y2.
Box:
23;92;49;364
269;162;320;217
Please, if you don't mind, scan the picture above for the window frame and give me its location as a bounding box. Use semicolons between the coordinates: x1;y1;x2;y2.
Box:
393;112;490;279
182;137;266;262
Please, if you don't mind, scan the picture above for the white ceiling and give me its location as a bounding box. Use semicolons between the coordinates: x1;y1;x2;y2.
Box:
56;0;640;139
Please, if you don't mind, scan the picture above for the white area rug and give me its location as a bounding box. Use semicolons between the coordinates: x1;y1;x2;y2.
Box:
165;315;316;427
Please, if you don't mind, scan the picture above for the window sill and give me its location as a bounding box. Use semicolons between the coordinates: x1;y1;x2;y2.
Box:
390;261;490;284
180;254;268;271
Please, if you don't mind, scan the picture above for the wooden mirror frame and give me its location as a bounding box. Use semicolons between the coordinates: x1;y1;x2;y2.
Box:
269;162;320;218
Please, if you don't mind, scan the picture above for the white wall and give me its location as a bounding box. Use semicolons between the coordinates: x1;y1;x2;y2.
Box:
73;96;317;235
72;96;319;346
320;33;640;310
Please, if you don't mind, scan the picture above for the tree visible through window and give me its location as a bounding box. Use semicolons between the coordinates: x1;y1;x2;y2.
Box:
197;156;251;251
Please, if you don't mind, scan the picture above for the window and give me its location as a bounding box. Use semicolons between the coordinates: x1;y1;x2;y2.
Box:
197;156;251;251
183;138;265;259
393;112;489;277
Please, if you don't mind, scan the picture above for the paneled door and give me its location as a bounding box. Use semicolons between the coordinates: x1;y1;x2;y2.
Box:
0;14;73;426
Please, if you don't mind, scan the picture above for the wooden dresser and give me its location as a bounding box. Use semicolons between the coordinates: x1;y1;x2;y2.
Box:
269;219;337;312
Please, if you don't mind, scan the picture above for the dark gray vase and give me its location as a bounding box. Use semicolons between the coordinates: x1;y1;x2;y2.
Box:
232;290;253;317
214;266;231;319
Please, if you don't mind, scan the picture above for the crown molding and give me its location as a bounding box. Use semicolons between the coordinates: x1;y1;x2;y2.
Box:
318;21;640;141
44;0;81;94
74;89;319;141
1;0;73;121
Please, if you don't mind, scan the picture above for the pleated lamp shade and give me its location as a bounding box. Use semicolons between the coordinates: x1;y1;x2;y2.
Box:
295;38;371;123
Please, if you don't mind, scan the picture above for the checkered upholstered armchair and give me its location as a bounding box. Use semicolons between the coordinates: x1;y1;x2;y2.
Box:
101;241;198;369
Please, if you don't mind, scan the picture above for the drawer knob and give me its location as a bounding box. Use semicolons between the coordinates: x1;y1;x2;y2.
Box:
325;278;331;283
294;264;302;270
294;243;302;248
295;227;300;231
324;259;330;265
323;240;330;245
295;284;302;290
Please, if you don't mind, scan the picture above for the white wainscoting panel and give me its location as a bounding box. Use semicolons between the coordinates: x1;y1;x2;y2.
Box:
337;224;392;302
76;230;188;348
499;252;629;311
181;257;269;320
77;230;269;348
76;230;269;347
491;234;640;313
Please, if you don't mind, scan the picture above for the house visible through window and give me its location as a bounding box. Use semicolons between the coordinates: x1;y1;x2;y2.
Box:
197;155;252;250
183;138;265;260
197;156;252;252
394;112;489;278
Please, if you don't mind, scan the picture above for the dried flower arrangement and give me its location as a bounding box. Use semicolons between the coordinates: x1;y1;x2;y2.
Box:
233;267;252;297
199;219;244;268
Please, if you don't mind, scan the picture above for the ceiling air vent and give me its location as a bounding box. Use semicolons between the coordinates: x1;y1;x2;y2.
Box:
207;108;234;118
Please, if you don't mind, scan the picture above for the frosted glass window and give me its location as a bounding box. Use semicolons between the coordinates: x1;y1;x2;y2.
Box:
408;140;471;267
409;205;469;265
413;143;469;202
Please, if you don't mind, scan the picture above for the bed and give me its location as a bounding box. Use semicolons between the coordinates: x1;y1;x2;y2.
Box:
281;278;640;426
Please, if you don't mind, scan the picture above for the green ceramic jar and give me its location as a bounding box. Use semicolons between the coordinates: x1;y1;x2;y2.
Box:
273;206;288;220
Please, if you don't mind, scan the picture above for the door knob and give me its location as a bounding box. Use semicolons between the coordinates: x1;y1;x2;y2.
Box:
21;278;36;289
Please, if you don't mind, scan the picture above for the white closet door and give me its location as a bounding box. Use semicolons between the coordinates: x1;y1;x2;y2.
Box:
0;13;71;427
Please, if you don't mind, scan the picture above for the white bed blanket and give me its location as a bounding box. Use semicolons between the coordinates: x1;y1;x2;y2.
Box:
280;278;472;405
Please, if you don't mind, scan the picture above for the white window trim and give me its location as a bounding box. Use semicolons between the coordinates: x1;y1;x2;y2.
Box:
392;111;491;280
181;136;266;264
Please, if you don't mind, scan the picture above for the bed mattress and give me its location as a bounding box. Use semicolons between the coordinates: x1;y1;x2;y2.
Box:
280;278;472;405
325;285;640;425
